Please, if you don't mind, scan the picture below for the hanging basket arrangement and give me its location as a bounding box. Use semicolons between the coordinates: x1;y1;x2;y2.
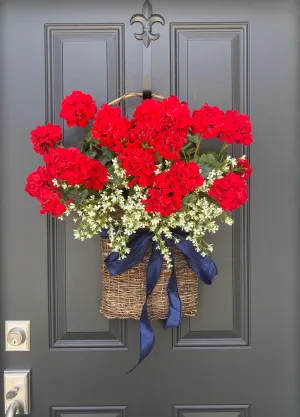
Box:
25;90;253;369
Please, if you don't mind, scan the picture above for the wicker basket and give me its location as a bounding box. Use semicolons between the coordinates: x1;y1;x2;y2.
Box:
100;239;198;320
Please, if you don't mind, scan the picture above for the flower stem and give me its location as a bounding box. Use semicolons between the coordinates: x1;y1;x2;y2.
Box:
194;137;202;158
219;142;228;156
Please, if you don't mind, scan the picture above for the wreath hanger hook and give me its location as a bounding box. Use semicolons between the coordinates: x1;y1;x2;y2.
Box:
130;0;165;100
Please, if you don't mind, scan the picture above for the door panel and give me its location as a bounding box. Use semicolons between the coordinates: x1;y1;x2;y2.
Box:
0;1;299;416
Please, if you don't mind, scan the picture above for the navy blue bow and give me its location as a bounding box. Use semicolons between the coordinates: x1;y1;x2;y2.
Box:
100;228;217;372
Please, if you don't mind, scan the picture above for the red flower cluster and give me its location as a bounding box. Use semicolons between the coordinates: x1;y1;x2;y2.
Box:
27;91;253;219
25;166;66;216
118;145;156;187
236;157;252;180
192;104;253;146
92;105;130;153
208;173;248;211
44;147;108;190
59;91;97;128
219;110;252;145
191;104;224;139
143;161;204;216
92;96;191;161
30;123;62;155
25;166;55;200
39;190;67;216
131;96;191;160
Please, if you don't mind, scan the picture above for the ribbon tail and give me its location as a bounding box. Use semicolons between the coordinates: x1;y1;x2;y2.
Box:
173;230;218;285
163;245;181;329
127;241;163;373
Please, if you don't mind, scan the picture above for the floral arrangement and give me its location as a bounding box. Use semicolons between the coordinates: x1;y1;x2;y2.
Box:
25;91;252;268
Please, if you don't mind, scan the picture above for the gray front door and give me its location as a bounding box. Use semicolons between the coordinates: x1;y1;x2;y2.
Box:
1;0;299;416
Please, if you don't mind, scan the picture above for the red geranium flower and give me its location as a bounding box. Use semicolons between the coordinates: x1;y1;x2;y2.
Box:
208;172;248;211
39;189;66;216
118;145;156;187
154;161;204;196
30;123;62;155
236;157;252;179
191;103;224;139
44;147;108;190
59;91;97;128
92;104;130;153
131;96;190;160
25;166;66;216
219;110;253;145
142;187;183;217
78;156;108;190
44;147;82;184
25;166;56;200
142;161;204;216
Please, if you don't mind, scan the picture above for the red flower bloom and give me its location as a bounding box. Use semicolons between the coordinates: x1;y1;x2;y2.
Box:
219;110;253;145
59;91;97;128
44;147;108;190
191;103;224;139
25;166;66;216
30;123;62;155
118;145;156;187
92;105;130;153
142;187;183;217
154;161;204;196
236;157;252;179
131;96;190;160
208;172;248;211
25;166;56;199
78;156;108;190
39;189;66;217
142;161;204;216
44;147;82;185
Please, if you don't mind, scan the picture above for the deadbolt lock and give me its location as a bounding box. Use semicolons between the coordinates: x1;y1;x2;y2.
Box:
7;328;26;347
5;321;30;351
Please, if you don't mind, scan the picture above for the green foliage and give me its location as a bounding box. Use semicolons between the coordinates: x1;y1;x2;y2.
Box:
63;188;90;205
85;150;97;159
195;153;222;178
97;146;115;165
182;193;198;208
186;133;199;144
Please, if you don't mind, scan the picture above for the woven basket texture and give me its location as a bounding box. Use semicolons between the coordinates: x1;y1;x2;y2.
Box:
100;239;198;320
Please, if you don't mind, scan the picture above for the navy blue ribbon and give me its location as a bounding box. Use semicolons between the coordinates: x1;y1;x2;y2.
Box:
100;228;218;371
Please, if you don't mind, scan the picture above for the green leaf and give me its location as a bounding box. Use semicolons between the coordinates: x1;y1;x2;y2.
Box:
74;189;89;205
155;152;163;163
98;146;115;165
182;193;198;208
85;150;97;159
197;162;211;178
198;153;221;168
193;153;222;178
187;133;199;144
186;147;196;156
106;163;119;183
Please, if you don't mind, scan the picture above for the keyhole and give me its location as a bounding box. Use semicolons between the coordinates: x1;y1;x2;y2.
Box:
12;339;18;345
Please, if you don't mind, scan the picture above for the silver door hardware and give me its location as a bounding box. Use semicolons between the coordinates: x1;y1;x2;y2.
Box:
7;329;26;347
5;400;21;417
5;322;30;351
4;370;30;415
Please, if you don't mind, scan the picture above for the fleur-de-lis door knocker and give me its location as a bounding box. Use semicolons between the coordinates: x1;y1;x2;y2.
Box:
130;0;165;48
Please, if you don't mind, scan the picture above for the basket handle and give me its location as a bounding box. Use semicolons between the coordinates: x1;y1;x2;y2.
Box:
108;92;165;106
